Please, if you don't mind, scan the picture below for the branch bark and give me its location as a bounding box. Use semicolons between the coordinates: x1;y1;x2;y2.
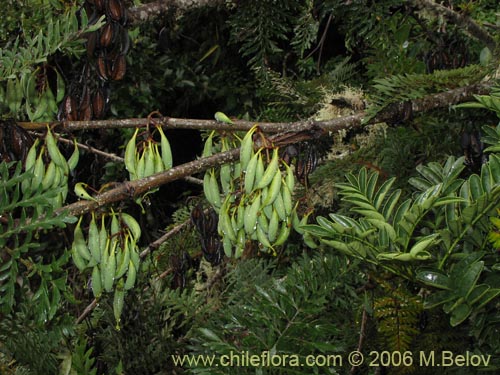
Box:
128;0;224;25
52;82;491;219
409;0;497;52
18;82;492;133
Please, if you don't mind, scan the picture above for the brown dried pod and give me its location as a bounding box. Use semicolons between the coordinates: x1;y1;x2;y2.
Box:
106;0;125;23
91;88;106;119
78;86;93;121
96;55;109;81
94;0;105;13
58;95;78;121
0;119;33;164
86;31;99;58
110;54;126;81
99;22;114;48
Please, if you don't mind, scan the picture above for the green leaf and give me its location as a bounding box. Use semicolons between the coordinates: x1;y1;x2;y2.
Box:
373;177;396;210
450;302;472;326
417;271;451;289
424;290;454;308
454;261;483;297
199;328;223;342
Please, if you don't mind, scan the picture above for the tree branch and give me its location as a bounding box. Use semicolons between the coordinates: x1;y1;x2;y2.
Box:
128;0;225;25
53;82;491;219
409;0;497;52
17;81;492;134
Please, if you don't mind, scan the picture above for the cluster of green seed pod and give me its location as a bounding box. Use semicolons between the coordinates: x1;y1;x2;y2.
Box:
2;69;65;121
202;126;312;257
124;125;172;181
22;126;78;208
71;210;141;329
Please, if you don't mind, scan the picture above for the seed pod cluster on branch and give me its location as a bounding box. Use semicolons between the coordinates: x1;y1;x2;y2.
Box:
0;119;33;164
202;126;314;258
22;126;79;208
58;0;130;121
191;204;224;266
71;210;141;329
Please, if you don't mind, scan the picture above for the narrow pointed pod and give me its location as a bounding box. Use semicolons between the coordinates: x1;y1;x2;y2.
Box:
222;233;234;257
113;281;125;330
73;216;91;261
284;162;295;193
143;142;155;177
115;234;131;279
256;223;274;252
209;169;221;209
262;170;282;207
220;139;233;194
120;212;141;242
153;143;164;173
88;213;101;263
202;131;215;157
254;152;265;187
104;238;118;293
45;126;68;173
67;139;79;171
24;139;39;171
244;191;261;235
218;197;237;242
124;128;139;176
41;161;56;191
281;183;293;216
244;149;261;194
71;245;88;272
92;265;103;298
135;148;146;179
124;259;137;290
240;125;257;171
273;192;287;221
31;147;46;192
273;221;292;247
268;208;280;243
157;125;173;169
255;147;280;190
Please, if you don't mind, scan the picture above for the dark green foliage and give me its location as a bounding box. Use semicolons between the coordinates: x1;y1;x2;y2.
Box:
364;65;488;123
87;277;206;375
0;161;75;318
67;337;98;375
187;253;362;374
373;280;422;353
0;304;74;375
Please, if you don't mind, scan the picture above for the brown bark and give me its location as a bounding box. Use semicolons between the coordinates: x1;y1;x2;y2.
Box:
410;0;497;52
52;82;491;219
128;0;224;25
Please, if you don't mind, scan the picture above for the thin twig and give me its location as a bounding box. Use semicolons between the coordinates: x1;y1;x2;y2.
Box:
75;298;98;324
53;82;491;220
17;81;492;134
410;0;497;52
350;308;368;375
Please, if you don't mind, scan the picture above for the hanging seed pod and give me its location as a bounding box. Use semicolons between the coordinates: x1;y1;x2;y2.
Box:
117;23;130;55
86;31;99;58
99;22;114;48
78;85;93;121
58;95;78;121
106;0;126;23
94;0;105;12
110;55;126;81
96;55;109;81
91;88;106;119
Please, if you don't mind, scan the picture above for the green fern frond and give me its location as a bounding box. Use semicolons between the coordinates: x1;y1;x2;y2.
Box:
0;161;75;316
364;65;488;123
374;280;422;353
